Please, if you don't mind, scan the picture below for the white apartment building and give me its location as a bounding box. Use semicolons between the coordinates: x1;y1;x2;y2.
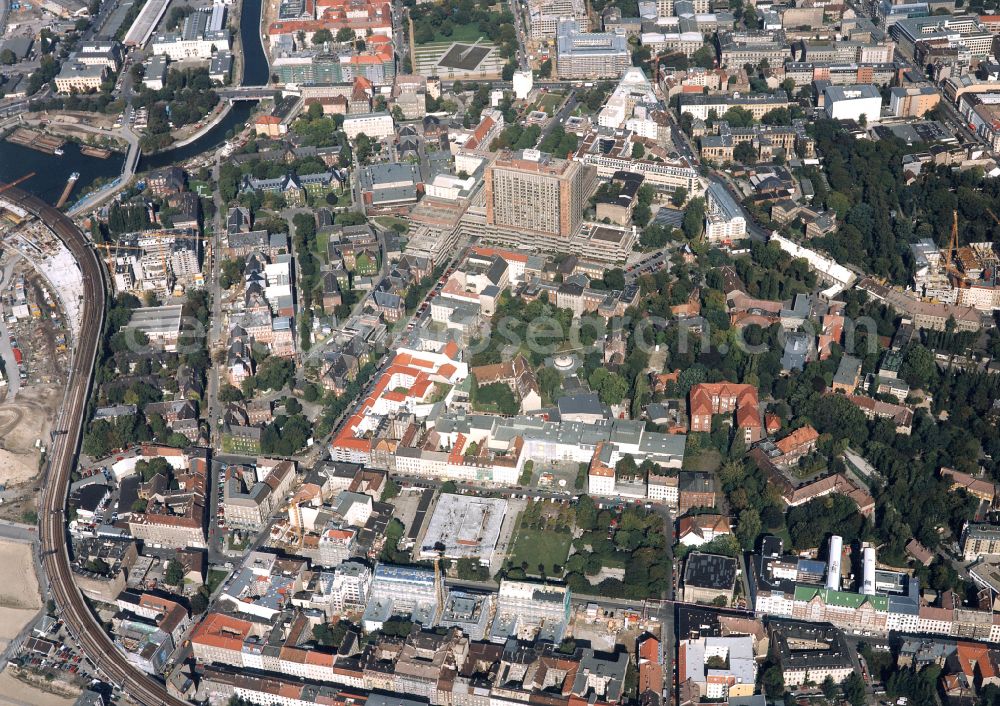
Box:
647;474;679;506
317;560;372;614
151;5;231;59
318;525;356;567
588;463;616;496
823;84;882;122
528;0;589;38
705;182;747;242
343;112;395;140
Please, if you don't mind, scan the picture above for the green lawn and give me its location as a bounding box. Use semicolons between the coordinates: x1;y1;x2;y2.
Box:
206;568;228;594
508;526;572;575
375;215;410;233
534;92;564;116
189;180;212;197
317;229;332;263
429;24;486;44
682;448;722;473
227;534;250;552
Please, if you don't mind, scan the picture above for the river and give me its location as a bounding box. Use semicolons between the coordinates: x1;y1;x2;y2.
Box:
0;0;268;203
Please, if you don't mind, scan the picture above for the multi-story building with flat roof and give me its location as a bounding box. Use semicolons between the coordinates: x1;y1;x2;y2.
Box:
683;552;738;604
555;20;630;79
529;0;589;38
272;44;396;86
823;84;883;122
769;620;855;688
783;61;900;87
222;460;296;531
677;91;792;121
718;31;791;68
151;5;231;59
75;40;123;69
492;579;571;643
485;149;590;239
889;85;940;116
962;523;1000;560
362;563;440;630
318;524;357;567
679;636;757;700
705;182;747;242
574;130;701;198
55;59;108;93
891;15;993;58
656;0;709;14
314;559;373;615
699;120;813;162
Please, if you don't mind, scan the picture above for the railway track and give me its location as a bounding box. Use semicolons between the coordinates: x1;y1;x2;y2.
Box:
1;184;189;706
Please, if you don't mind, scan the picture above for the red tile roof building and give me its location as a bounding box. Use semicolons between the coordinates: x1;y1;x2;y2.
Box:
689;383;762;444
268;0;392;41
774;425;819;465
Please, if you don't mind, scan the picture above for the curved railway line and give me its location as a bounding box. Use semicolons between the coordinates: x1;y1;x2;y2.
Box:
1;184;189;706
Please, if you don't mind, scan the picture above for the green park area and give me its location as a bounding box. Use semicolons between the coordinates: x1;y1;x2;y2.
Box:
532;92;564;116
502;498;670;599
426;23;486;44
375;215;409;233
409;0;507;46
508;525;572;577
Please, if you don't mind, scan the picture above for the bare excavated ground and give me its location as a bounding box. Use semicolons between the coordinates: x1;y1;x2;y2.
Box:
0;384;61;522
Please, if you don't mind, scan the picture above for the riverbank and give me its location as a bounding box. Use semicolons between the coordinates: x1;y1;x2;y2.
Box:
139;0;267;158
0;0;269;206
164;100;235;151
0;141;123;205
231;0;248;86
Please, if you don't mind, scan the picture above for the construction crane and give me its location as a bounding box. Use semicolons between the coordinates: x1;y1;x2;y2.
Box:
92;230;207;296
0;173;36;196
138;230;208;296
942;210;964;284
94;240;130;288
433;554;445;620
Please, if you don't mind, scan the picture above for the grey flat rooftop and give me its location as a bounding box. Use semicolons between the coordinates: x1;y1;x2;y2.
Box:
419;494;507;562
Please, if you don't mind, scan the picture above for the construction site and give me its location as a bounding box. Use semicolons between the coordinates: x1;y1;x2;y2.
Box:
418;494;508;565
912;210;1000;311
0;175;74;522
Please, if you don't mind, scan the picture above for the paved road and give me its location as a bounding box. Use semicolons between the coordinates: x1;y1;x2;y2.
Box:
2;184;186;706
508;0;529;71
0;521;37;544
67;124;140;217
535;90;577;148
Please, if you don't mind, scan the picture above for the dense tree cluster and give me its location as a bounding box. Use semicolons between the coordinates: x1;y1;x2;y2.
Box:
471;380;519;415
807;119;911;281
566;498;670;600
470;292;583;368
134;68;219;152
490;123;541;152
538;125;579;158
410;0;518;71
315;363;377;438
107;202;152;235
261;412;312;455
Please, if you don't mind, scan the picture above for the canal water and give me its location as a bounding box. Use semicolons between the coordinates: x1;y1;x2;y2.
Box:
0;0;267;203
